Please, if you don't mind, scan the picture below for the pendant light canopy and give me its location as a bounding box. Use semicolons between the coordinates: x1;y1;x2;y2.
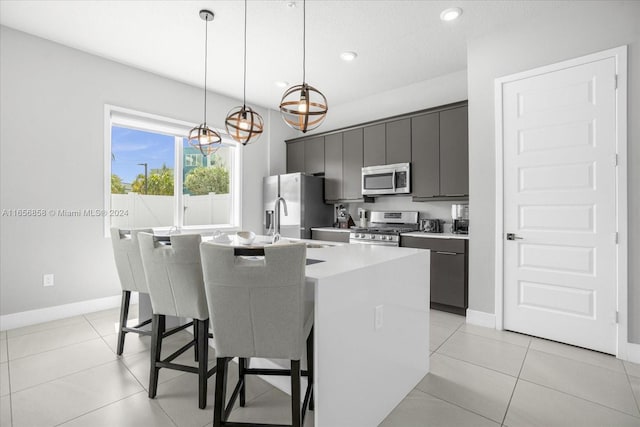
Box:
279;0;328;133
188;9;222;156
225;0;264;145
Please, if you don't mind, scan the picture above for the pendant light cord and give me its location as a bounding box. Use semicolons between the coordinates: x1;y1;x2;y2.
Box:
243;0;247;107
203;16;208;124
302;0;306;85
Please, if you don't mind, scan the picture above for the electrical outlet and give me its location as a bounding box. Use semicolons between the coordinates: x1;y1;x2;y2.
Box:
43;274;54;287
374;305;384;330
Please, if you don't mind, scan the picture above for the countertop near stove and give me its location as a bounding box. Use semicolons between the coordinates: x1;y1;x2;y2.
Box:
401;231;469;240
311;227;351;233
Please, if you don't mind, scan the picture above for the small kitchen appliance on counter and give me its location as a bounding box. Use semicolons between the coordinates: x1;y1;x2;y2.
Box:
420;218;443;233
357;208;369;228
350;211;419;246
451;203;469;234
336;204;355;229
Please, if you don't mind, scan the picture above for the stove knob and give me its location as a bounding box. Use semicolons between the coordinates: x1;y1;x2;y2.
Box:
370;235;376;239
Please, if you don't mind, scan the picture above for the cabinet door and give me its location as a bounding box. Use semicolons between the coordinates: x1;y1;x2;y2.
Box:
386;118;411;164
304;136;325;175
431;251;466;308
342;128;364;200
411;113;440;198
286;140;305;173
324;133;343;201
363;124;385;167
439;106;469;196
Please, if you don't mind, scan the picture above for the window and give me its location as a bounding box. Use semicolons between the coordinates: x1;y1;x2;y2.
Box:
104;105;241;236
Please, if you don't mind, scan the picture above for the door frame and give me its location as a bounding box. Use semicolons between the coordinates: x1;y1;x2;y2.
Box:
494;46;629;358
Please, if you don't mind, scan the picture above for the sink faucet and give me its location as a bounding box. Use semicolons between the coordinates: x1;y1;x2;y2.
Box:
274;196;288;234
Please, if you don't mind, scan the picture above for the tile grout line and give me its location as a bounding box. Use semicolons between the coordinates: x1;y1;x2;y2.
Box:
5;337;14;427
430;320;464;354
500;337;532;426
414;387;502;425
621;362;640;417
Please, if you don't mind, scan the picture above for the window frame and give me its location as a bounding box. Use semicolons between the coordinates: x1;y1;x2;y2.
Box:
103;104;242;237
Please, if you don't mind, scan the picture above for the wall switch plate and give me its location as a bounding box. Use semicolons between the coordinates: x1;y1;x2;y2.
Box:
374;305;384;330
43;274;54;287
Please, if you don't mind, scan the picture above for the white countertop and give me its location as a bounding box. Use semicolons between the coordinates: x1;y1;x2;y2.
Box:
311;227;351;233
401;231;469;240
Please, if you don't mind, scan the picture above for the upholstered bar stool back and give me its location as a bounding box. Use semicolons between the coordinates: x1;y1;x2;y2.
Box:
110;227;153;355
201;242;313;427
138;232;214;409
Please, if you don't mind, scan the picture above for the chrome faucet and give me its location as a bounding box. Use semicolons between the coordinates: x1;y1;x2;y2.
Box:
273;196;288;235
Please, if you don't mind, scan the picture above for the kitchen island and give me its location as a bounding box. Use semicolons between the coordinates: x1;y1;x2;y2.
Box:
300;242;430;427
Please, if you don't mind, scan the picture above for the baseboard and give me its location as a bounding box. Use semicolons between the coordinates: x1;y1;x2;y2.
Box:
466;309;496;329
0;294;135;331
624;342;640;364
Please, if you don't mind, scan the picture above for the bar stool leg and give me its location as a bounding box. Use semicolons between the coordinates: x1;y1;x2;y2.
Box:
116;290;131;356
194;320;199;362
197;319;209;409
306;327;314;411
149;314;165;399
239;357;247;407
213;357;229;427
291;360;301;427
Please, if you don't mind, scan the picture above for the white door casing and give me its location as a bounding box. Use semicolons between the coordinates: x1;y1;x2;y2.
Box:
496;47;627;355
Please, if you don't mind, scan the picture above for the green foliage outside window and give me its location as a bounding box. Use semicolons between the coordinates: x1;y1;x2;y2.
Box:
184;166;229;195
131;164;174;195
111;174;126;194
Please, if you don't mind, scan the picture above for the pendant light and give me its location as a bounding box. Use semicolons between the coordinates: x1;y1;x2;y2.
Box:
279;0;328;133
225;0;264;145
188;10;222;156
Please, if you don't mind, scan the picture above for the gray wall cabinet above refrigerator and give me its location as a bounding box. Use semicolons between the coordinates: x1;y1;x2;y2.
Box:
285;101;468;203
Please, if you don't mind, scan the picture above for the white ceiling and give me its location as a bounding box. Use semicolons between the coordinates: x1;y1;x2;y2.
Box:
0;1;575;110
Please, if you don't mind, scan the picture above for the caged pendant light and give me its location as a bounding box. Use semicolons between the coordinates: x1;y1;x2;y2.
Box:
225;0;264;145
279;0;328;133
188;10;222;156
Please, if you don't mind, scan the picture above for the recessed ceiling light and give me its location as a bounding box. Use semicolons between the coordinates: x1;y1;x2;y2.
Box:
286;1;296;8
440;7;462;22
275;81;289;88
340;51;358;62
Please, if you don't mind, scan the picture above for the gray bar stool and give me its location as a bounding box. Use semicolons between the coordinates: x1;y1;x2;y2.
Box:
110;228;154;355
200;242;314;427
138;232;215;409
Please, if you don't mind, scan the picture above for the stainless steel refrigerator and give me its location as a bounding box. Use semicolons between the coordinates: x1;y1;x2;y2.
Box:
263;173;334;239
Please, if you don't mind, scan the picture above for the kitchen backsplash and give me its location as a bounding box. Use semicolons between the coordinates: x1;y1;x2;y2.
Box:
338;196;467;232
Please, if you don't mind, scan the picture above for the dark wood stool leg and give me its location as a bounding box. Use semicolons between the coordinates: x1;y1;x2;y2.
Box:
239;357;247;407
213;357;229;427
194;320;199;362
291;360;301;427
198;319;209;409
149;314;165;399
306;327;314;411
116;290;131;355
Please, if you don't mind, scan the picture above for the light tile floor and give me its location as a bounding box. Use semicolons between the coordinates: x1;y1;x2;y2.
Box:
0;307;639;427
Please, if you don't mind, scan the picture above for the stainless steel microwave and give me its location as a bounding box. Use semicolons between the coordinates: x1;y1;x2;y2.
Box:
361;163;411;196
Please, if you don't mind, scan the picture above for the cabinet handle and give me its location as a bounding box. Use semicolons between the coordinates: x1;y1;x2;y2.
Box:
435;251;458;255
443;194;467;197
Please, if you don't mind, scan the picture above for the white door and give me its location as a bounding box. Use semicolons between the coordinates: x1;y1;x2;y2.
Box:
502;57;618;354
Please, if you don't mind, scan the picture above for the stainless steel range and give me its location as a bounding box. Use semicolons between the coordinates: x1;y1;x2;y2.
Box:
349;211;419;247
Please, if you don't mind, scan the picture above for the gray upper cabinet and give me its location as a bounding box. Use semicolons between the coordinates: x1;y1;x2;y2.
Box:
304;136;325;175
324;133;343;201
363;124;386;167
439;106;469;196
342;128;363;200
385;118;411;165
286;140;305;173
411;113;440;198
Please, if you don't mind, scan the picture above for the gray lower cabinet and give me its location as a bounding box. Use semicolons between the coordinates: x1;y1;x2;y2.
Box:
286;140;305;173
324;133;343;201
342;128;363;200
311;229;350;243
400;236;468;315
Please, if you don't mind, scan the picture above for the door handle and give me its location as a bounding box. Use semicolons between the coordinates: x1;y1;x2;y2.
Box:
435;251;458;255
506;233;523;241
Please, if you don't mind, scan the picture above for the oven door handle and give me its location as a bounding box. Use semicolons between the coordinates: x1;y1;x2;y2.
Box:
392;171;396;192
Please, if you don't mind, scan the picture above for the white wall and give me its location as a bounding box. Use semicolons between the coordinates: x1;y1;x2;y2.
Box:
466;2;640;342
0;26;287;317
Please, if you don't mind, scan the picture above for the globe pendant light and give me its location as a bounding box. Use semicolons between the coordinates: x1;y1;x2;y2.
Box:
188;10;222;156
225;0;264;145
279;0;328;133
